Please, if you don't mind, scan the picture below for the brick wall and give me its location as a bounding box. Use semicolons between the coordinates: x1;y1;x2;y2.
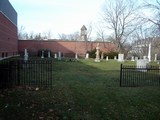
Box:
18;40;116;57
0;12;18;58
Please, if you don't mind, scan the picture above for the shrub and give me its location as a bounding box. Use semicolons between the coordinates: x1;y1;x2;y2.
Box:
105;51;118;59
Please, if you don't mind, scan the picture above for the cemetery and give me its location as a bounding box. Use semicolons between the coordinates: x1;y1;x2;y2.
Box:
0;53;160;119
0;0;160;119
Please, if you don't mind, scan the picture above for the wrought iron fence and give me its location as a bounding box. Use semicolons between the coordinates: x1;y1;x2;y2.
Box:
120;64;160;87
0;60;53;89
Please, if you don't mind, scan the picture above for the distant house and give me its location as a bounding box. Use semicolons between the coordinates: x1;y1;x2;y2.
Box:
130;37;160;59
0;0;18;59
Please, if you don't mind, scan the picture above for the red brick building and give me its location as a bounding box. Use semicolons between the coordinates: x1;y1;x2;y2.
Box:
0;0;18;59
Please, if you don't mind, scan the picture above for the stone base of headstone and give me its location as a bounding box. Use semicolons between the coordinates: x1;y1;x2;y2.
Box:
95;59;100;62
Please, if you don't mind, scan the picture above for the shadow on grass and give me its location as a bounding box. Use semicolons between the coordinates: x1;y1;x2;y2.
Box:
0;59;160;120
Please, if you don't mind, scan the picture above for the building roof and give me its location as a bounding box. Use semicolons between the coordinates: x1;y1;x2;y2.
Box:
81;25;87;30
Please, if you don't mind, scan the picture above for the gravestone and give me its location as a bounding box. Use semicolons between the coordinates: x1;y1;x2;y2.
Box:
114;56;117;60
118;54;124;62
58;51;61;60
75;53;78;60
101;52;104;60
106;56;108;61
137;59;148;72
54;53;57;59
24;49;28;61
154;54;157;61
95;43;100;62
85;53;89;59
135;57;138;61
41;50;44;58
131;56;135;61
48;51;51;58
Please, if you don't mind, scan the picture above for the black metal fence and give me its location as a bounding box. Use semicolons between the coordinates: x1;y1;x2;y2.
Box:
120;64;160;87
0;60;53;89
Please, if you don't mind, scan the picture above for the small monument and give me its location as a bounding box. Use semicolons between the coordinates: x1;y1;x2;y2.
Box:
48;51;51;58
154;54;157;61
148;43;151;62
41;50;44;58
58;51;61;60
24;49;29;62
118;54;124;62
106;56;109;61
95;43;100;62
85;53;89;59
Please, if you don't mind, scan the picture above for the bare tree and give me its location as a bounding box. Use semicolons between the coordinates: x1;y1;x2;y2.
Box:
144;0;160;31
101;0;142;53
58;32;80;41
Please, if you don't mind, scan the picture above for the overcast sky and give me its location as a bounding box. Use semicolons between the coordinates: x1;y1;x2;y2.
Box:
9;0;105;38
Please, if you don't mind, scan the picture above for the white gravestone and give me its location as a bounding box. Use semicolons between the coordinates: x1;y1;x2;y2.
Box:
41;50;44;58
85;53;89;59
131;56;135;61
75;53;78;60
58;51;61;60
101;52;104;60
135;57;138;61
106;56;108;61
137;59;148;72
114;56;117;60
118;54;124;62
54;53;57;59
95;43;100;62
24;49;29;61
154;54;157;61
48;51;51;58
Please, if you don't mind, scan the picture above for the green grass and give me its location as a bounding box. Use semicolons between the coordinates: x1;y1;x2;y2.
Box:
0;59;160;120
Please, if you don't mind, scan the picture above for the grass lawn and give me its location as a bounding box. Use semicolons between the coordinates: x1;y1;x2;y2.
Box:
0;59;160;120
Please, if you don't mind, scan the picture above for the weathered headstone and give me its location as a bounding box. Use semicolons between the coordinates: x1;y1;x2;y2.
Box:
118;54;124;62
41;50;44;58
135;57;138;61
54;53;57;59
106;56;108;61
114;56;117;60
85;53;89;59
95;43;100;62
131;56;135;61
58;51;61;60
101;52;104;60
137;59;148;72
48;51;51;58
154;54;157;61
75;53;78;60
24;49;28;61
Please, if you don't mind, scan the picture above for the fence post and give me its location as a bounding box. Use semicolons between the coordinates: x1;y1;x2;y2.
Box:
120;64;122;87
